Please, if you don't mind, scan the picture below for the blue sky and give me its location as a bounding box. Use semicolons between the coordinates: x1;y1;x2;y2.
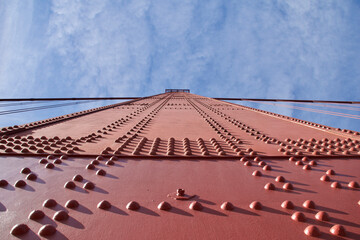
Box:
0;1;359;131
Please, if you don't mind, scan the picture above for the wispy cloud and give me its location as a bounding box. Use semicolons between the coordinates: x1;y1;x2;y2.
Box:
0;0;359;130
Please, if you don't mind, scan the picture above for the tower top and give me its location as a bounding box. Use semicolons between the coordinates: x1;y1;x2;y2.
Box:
165;89;190;93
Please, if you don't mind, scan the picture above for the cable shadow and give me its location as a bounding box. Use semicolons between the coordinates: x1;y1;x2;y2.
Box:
317;232;346;240
21;184;35;192
293;186;317;194
138;206;160;217
34;215;58;227
193;196;216;205
60;216;85;229
270;169;291;174
1;184;15;191
51;230;69;240
233;207;260;216
170;206;193;217
287;180;309;187
305;218;332;228
72;186;89;194
278;189;301;195
262;174;275;179
103;173;118;179
201;206;227;216
347;231;360;240
17;229;41;240
93;186;109;194
53;204;68;213
34;177;46;184
330;217;360;228
112;163;124;167
109;205;128;216
73;204;93;215
52;167;63;172
316;163;332;167
269;165;283;169
262;206;289;216
0;202;6;211
336;173;355;178
316;205;348;215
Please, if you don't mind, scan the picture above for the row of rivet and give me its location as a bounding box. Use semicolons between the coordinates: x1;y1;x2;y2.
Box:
149;137;160;155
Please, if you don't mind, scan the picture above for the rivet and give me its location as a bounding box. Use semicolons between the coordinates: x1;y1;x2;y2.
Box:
0;179;9;187
301;157;309;162
348;181;359;188
73;174;83;182
326;169;335;175
258;161;266;166
53;210;69;221
91;160;99;165
249;201;262;210
303;165;311;170
330;225;346;236
254;157;261;162
295;160;304;166
86;164;95;170
64;181;76;189
4;148;13;153
304;225;320;237
158;201;172;211
240;157;248;162
97;200;111;210
126;201;140;210
96;169;106;176
60;155;68;160
283;183;293;190
65;200;79;209
221;202;234;210
309;160;317;166
331;181;342;189
264;183;275;190
10;224;29;236
291;212;306;222
38;224;56;237
288;157;296;162
105;160;114;166
53;159;62;164
263;165;271;171
47;155;55;160
252;170;262;176
26;173;37;181
320;175;330;181
20;167;31;174
45;163;54;169
244;161;252;166
303;200;315;209
315;211;329;221
275;176;285;182
281;200;294;209
15;180;26;188
29;210;45;220
43;199;57;208
189;201;203;211
83;181;95;190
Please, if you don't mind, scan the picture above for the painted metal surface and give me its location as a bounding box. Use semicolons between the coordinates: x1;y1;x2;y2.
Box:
0;92;359;239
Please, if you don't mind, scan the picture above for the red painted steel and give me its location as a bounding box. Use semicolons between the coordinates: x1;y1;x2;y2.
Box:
0;92;359;239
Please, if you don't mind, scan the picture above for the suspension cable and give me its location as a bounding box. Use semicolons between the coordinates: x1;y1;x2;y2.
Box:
0;100;97;116
248;101;360;120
